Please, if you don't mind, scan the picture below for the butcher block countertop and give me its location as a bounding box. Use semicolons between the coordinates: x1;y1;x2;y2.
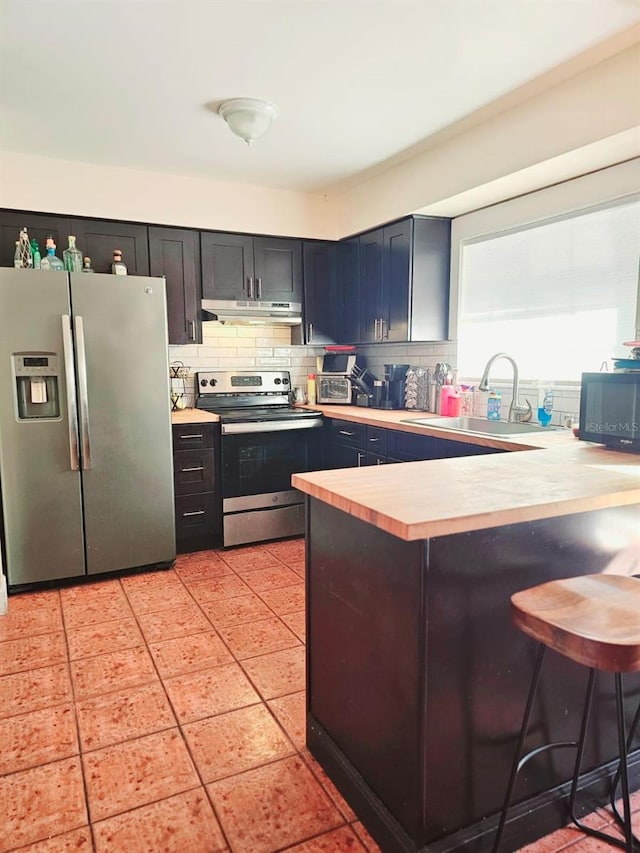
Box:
171;409;220;424
292;405;640;541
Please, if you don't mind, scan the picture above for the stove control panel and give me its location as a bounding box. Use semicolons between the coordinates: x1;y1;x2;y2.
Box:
196;370;291;396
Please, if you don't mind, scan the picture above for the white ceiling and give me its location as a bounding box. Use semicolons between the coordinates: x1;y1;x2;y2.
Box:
1;0;639;194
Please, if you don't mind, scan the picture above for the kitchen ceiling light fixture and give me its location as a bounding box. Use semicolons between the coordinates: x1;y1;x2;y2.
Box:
218;98;279;146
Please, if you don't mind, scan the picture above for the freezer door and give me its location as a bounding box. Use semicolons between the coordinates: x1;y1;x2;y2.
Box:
0;269;85;585
70;274;176;574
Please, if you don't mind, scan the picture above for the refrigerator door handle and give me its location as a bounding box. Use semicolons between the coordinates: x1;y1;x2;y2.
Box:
74;315;93;470
61;314;80;471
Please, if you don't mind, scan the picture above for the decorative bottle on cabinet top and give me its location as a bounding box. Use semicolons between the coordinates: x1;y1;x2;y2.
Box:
82;256;95;273
111;249;127;275
31;239;41;269
63;235;83;272
39;239;64;271
18;228;33;268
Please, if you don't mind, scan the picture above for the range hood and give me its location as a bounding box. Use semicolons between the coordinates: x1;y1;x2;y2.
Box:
201;299;302;326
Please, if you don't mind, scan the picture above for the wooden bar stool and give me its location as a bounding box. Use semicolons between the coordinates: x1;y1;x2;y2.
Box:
493;574;640;852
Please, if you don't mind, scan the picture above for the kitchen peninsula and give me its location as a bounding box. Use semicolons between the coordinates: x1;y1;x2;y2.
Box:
292;413;640;853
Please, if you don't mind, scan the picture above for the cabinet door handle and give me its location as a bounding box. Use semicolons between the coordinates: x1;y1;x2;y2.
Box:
188;320;196;341
374;318;379;340
181;466;205;473
247;277;254;299
256;277;262;299
376;458;385;465
356;452;364;467
179;433;203;440
369;437;379;443
338;430;355;436
380;317;387;340
182;509;205;517
307;323;313;342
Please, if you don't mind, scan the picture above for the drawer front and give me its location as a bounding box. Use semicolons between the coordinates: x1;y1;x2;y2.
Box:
172;423;215;452
366;426;387;457
330;419;367;449
173;448;215;494
175;492;220;551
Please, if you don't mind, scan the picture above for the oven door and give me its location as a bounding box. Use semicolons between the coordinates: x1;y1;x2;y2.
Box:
222;426;321;499
220;424;322;546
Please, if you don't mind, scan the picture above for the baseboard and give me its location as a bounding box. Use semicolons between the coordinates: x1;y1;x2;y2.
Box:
308;713;640;853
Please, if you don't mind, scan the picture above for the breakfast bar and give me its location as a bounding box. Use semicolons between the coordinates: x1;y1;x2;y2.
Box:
293;428;640;853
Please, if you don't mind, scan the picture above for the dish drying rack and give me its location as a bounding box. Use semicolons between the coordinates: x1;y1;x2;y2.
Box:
169;361;190;411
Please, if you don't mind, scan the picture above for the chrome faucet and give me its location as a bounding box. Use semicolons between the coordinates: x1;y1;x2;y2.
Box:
478;352;532;423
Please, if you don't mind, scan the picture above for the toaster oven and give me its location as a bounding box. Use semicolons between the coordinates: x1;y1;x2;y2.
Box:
316;373;352;404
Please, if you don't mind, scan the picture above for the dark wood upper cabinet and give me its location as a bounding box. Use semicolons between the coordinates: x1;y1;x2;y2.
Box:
358;228;384;342
69;219;149;276
149;226;201;345
336;237;360;344
301;241;337;345
383;219;411;343
201;232;302;303
253;236;303;303
354;216;450;344
0;210;71;268
1;207;450;348
409;216;451;342
200;232;254;301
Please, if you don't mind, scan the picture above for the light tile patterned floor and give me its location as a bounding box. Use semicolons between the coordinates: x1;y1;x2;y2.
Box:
0;540;637;852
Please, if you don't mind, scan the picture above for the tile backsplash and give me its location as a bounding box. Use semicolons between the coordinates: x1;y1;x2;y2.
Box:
168;321;325;407
169;322;580;425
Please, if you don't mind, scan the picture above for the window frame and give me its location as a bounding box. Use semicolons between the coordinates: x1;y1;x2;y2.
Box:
449;160;640;383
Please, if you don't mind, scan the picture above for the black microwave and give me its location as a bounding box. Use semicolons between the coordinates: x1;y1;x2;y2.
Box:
579;372;640;451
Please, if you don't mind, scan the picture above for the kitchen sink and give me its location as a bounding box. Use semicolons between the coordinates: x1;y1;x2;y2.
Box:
401;415;561;437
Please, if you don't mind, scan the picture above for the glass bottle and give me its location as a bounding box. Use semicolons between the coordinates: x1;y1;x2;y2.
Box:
40;239;64;271
537;382;554;427
13;241;21;268
63;235;83;272
31;239;41;269
307;373;316;406
18;228;33;268
111;249;127;275
82;256;95;273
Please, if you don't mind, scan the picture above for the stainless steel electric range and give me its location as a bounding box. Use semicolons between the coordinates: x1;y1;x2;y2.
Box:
195;370;323;547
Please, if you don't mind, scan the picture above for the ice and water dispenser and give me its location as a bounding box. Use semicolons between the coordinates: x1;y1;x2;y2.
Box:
13;353;61;420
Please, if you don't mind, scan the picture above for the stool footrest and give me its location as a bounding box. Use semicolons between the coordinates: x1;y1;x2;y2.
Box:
516;740;578;774
494;648;638;853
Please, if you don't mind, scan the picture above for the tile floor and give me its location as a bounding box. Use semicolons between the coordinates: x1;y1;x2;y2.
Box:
0;540;638;852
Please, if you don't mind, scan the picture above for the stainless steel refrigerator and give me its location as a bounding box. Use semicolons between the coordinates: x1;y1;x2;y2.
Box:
0;268;176;588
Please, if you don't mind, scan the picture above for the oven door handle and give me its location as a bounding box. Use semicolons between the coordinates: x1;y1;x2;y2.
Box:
221;419;323;435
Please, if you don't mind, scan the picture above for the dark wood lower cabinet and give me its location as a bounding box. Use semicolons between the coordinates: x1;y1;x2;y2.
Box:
326;418;503;468
306;498;640;853
172;423;221;552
